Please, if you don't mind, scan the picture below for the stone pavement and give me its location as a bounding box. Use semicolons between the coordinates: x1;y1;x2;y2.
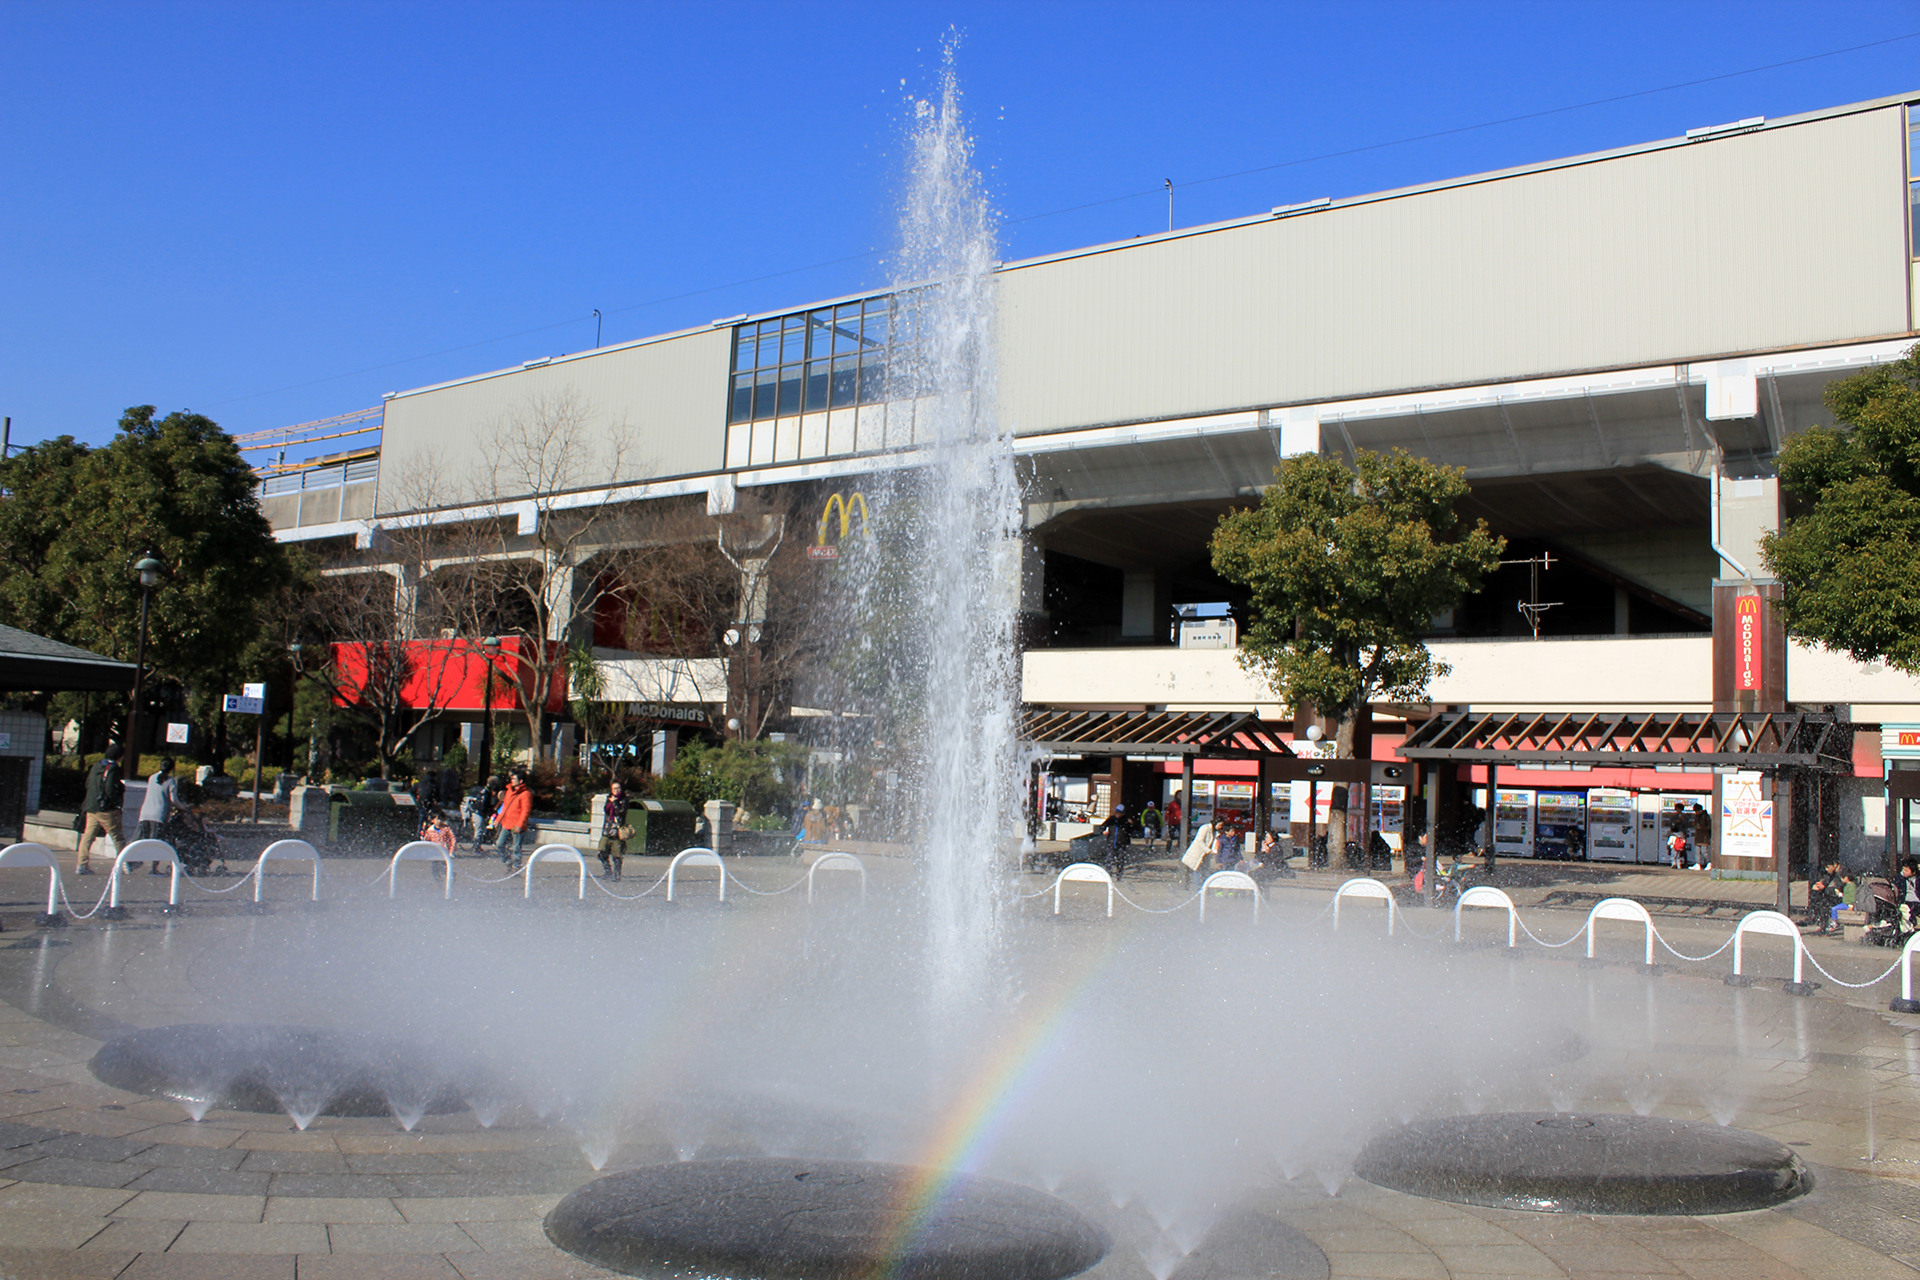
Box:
0;852;1913;1280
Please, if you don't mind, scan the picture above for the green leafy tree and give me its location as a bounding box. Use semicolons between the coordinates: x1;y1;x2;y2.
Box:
655;737;804;816
0;407;289;748
1211;448;1503;853
1762;343;1920;669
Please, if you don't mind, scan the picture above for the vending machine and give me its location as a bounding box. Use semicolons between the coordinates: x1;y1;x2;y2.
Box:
1370;785;1406;853
1585;788;1635;862
1634;792;1665;863
1493;788;1535;859
1534;790;1588;860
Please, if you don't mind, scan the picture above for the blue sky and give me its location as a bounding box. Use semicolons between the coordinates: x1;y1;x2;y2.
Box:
3;1;1917;460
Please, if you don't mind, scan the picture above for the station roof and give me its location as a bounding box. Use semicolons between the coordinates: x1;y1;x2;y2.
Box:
1397;709;1854;773
1021;707;1296;758
0;624;137;693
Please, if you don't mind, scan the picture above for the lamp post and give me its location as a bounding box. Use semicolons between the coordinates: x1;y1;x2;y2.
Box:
285;642;304;779
478;637;502;782
119;556;163;786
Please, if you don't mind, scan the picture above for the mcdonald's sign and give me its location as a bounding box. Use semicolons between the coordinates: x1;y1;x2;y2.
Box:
809;492;871;561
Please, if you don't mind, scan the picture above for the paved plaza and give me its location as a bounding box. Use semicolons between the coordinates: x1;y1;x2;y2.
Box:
0;851;1915;1280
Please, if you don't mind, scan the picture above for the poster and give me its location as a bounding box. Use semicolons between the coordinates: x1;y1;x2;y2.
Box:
1719;770;1773;861
1289;780;1331;826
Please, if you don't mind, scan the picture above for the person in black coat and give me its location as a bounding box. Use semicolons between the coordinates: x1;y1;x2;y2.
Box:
1806;856;1851;935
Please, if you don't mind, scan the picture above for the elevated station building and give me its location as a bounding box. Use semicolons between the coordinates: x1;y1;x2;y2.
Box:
266;92;1920;867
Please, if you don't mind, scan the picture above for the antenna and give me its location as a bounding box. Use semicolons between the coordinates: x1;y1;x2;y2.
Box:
1164;178;1172;232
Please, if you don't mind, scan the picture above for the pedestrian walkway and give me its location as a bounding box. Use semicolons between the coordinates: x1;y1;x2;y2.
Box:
0;853;1915;1280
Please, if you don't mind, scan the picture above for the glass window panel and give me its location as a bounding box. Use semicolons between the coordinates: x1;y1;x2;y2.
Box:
831;355;859;408
1910;182;1919;260
805;361;831;412
808;310;833;361
754;368;779;420
778;365;803;416
862;304;890;350
858;356;888;404
730;373;753;423
756;331;780;370
781;318;807;365
734;325;758;372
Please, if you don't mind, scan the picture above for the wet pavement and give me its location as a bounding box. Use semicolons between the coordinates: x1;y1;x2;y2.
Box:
0;853;1912;1280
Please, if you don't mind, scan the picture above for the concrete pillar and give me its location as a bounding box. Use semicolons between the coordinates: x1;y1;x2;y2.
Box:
1614;586;1630;635
651;729;678;776
1121;569;1170;640
1713;473;1780;581
393;565;420;639
544;562;577;641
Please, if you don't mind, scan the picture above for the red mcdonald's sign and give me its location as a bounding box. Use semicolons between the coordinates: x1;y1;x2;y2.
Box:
1734;595;1762;692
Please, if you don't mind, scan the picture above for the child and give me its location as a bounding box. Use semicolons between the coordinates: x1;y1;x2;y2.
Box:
423;811;457;857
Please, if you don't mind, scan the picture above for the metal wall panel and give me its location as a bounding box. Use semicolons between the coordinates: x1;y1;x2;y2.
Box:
998;107;1910;436
376;327;731;515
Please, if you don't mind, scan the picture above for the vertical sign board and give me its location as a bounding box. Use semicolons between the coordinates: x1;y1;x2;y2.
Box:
1719;770;1773;867
1734;596;1763;691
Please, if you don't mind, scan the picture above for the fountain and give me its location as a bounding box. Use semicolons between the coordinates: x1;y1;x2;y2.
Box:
64;37;1828;1280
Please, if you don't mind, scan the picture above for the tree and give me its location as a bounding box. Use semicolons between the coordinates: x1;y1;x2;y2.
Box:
303;571;466;780
1762;342;1920;670
1211;448;1504;854
0;406;289;750
418;390;633;763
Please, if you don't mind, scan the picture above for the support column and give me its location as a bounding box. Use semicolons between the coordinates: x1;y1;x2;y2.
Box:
1424;765;1441;907
1483;763;1498;869
1179;754;1194;850
1773;771;1792;915
393;565;420;639
544;562;577;642
1120;569;1171;641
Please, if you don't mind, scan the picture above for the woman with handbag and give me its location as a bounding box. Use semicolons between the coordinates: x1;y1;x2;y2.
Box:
599;782;632;880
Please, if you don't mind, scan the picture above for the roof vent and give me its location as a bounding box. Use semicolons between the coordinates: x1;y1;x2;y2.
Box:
1685;116;1764;141
522;357;554;368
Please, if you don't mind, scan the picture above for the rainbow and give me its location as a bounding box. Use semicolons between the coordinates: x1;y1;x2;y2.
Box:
865;921;1132;1279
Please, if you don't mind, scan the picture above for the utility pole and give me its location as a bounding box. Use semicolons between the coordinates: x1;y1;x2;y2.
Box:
593;310;603;349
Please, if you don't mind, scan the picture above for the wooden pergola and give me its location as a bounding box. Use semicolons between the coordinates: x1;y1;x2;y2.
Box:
1397;708;1856;912
1019;707;1302;846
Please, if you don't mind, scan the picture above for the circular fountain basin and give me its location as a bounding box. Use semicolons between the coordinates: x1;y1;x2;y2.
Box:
90;1023;465;1120
1354;1112;1812;1214
544;1157;1111;1280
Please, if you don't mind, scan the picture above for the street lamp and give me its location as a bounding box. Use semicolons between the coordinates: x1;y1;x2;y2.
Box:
478;636;502;781
119;556;163;785
286;642;307;782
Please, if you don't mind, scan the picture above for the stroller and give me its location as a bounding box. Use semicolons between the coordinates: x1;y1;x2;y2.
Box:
1860;878;1916;948
161;807;228;875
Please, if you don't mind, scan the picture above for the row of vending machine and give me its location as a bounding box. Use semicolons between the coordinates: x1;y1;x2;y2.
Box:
1475;786;1710;863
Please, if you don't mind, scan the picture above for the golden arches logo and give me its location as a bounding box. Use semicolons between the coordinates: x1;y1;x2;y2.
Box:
810;492;871;560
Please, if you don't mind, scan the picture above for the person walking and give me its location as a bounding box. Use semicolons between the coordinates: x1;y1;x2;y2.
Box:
1164;795;1183;852
1141;801;1162;852
493;770;533;870
134;757;178;870
598;781;631;880
1097;804;1132;880
75;747;125;876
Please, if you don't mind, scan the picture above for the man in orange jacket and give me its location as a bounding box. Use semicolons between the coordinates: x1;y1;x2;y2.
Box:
494;769;533;870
